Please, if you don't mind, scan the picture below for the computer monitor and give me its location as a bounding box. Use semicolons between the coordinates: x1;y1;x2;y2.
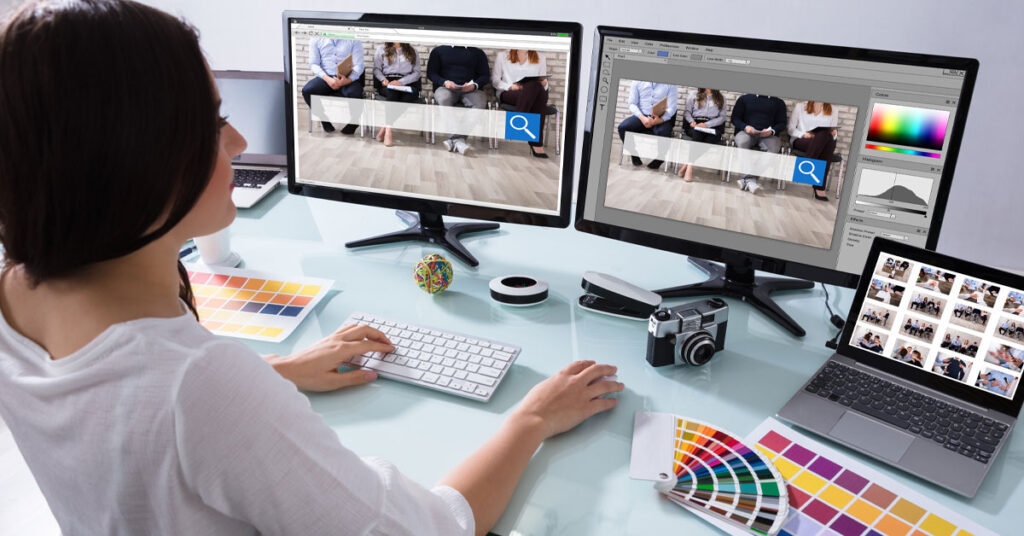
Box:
575;26;978;336
213;71;288;167
282;12;581;266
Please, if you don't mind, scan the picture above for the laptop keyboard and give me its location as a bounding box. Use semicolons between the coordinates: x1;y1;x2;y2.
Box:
808;361;1008;464
233;168;279;188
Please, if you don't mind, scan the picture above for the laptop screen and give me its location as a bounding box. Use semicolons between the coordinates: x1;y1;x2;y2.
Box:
845;249;1024;401
214;71;287;166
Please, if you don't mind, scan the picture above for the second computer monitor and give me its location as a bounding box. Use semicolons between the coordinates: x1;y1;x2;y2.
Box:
282;12;580;266
575;27;978;335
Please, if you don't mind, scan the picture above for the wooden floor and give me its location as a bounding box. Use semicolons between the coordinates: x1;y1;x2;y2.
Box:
603;141;841;250
296;124;561;212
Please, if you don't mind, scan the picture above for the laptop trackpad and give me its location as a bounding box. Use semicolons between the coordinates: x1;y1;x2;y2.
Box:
829;412;914;462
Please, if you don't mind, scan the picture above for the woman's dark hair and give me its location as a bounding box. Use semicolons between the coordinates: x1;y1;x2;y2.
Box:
384;42;415;65
0;0;220;318
696;88;724;112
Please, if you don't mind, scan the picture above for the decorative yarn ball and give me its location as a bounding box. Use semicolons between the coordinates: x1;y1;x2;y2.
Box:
413;253;454;294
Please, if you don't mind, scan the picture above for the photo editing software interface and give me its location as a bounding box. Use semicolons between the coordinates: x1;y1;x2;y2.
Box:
582;36;968;274
849;252;1024;400
288;20;573;215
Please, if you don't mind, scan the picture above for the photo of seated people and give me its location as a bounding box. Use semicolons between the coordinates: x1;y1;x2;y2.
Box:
907;290;945;319
958;278;999;308
950;302;990;331
867;278;905;307
975;368;1019;398
900;315;937;342
602;82;859;251
940;327;983;358
1003;290;1024;316
890;339;927;368
291;34;569;213
915;266;955;295
874;255;912;283
933;355;972;383
995;314;1024;344
985;344;1024;373
858;304;894;329
852;325;888;354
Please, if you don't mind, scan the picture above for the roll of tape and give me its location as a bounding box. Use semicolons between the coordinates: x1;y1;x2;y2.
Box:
489;275;549;306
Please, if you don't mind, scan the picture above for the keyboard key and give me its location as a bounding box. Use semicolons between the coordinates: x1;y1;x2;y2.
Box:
468;373;495;386
422;372;439;383
478;366;501;378
364;359;424;380
475;387;490;397
455;370;468;380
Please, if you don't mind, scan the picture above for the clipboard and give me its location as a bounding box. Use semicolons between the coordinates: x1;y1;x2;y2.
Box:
651;96;668;118
336;54;354;78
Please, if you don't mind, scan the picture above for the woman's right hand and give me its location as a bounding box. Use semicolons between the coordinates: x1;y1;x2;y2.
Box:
510;83;522;91
508;361;623;440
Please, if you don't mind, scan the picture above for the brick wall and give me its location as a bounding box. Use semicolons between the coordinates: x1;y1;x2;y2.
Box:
611;79;857;158
293;41;569;119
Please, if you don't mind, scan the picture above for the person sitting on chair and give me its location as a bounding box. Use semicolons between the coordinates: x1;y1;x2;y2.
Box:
789;101;838;201
731;94;787;195
617;80;677;170
492;49;550;158
427;45;490;155
302;36;365;134
677;88;726;182
372;42;421;147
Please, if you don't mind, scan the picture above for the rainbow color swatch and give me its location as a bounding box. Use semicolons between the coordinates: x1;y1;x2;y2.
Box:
186;263;333;343
867;103;949;152
666;417;788;535
864;144;941;159
714;419;997;536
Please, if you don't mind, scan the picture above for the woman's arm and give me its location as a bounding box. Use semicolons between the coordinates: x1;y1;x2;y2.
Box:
438;361;621;536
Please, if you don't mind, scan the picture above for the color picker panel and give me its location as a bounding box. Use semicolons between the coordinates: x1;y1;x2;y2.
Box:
751;420;992;536
866;103;949;152
668;417;788;535
186;263;333;343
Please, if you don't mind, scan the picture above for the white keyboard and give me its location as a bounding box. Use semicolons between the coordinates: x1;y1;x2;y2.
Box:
343;312;520;402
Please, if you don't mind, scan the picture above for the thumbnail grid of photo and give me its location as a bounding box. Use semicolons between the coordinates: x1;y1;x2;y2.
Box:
849;253;1024;399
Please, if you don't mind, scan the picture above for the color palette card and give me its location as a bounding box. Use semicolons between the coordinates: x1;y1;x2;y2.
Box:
728;418;995;536
185;263;333;343
630;412;789;535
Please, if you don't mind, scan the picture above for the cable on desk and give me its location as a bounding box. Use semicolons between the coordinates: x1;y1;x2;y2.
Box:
822;283;845;349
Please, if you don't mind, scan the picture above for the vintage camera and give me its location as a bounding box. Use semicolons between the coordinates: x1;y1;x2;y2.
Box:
646;298;728;367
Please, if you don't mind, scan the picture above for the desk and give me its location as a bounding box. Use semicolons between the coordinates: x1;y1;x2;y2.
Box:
3;186;1018;534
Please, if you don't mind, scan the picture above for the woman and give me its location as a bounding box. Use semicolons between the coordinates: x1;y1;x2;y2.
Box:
0;2;623;534
676;88;727;182
788;101;839;201
492;49;549;158
373;42;421;147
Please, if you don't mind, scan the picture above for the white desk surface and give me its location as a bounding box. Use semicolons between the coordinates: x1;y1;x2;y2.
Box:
2;187;1018;535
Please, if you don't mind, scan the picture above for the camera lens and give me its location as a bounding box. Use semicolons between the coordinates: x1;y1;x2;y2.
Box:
682;331;716;366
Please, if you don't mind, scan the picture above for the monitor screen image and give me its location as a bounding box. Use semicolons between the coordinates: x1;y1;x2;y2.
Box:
575;27;977;335
847;250;1024;401
285;16;575;218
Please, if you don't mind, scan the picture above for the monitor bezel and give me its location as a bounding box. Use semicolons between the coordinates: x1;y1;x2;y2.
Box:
574;26;979;288
839;238;1024;417
282;11;581;228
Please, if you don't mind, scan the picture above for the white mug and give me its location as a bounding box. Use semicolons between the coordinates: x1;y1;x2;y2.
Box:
193;227;240;267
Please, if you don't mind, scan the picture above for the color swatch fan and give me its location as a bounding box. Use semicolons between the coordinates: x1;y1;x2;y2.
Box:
630;412;789;535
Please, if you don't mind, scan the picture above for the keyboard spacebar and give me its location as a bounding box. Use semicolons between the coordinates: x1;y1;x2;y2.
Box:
851;403;910;429
363;358;424;380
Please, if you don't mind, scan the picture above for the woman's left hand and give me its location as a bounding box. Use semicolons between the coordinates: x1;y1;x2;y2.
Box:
265;324;394;392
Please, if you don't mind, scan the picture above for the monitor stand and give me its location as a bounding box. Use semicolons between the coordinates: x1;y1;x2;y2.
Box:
655;257;814;337
345;210;498;267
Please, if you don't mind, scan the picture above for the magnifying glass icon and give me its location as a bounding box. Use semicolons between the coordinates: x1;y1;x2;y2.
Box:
509;114;536;140
798;159;820;184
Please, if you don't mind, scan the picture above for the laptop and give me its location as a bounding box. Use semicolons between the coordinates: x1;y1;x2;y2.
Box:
213;71;288;208
778;237;1024;497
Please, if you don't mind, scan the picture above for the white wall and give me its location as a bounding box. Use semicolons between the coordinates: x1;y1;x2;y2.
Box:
106;1;1024;270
